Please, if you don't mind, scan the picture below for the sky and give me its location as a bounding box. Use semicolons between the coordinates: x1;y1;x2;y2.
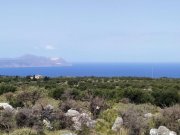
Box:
0;0;180;63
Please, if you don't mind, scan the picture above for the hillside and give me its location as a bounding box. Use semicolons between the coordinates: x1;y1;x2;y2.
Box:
0;55;68;67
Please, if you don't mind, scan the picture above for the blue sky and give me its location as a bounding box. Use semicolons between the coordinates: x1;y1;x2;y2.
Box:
0;0;180;63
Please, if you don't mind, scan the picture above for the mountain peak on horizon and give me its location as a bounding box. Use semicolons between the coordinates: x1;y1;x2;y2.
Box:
0;54;68;68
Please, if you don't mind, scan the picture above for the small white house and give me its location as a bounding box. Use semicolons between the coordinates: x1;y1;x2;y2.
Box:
30;75;44;80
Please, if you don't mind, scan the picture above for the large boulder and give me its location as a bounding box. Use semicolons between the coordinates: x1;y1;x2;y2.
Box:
65;109;96;131
158;126;170;135
0;103;14;111
65;109;80;117
111;117;123;132
71;112;96;130
150;126;177;135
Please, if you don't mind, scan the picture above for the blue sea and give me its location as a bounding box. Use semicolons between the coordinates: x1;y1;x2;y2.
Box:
0;63;180;78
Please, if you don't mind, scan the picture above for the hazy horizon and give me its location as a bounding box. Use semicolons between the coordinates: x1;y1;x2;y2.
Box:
0;1;180;63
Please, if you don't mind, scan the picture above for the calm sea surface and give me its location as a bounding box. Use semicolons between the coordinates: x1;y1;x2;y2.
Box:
0;63;180;78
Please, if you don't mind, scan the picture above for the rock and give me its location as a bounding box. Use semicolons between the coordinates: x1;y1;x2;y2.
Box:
96;106;100;110
65;109;80;117
150;126;177;135
72;113;96;130
150;128;158;135
169;131;177;135
45;104;54;110
111;117;123;132
158;126;170;135
0;103;14;111
43;119;53;129
73;120;81;131
144;113;153;118
178;119;180;123
86;120;97;128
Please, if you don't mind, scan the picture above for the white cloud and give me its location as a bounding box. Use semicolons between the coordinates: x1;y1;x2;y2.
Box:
45;45;55;50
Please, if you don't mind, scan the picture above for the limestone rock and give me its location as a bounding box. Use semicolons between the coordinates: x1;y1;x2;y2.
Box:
45;104;54;110
150;128;158;135
43;119;53;129
65;109;80;117
72;113;96;130
0;103;14;111
158;126;170;135
111;117;123;132
169;131;177;135
144;113;153;118
150;126;177;135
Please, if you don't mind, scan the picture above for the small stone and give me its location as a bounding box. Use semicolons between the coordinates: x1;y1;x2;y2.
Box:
45;104;54;110
169;131;177;135
144;113;153;118
96;106;100;110
150;128;158;135
43;119;53;129
177;119;180;123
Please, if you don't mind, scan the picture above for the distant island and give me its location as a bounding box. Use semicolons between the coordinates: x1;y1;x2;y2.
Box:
0;54;70;68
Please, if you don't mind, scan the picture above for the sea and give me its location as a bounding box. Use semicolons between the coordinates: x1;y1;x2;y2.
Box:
0;63;180;78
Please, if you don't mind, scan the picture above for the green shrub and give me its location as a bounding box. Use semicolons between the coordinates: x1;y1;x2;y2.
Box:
10;100;24;108
0;84;16;95
123;88;154;104
49;87;65;100
152;89;179;107
4;92;24;108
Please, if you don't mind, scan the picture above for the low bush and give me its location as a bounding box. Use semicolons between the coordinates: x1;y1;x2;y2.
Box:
15;109;42;128
90;97;107;119
123;88;154;104
122;107;148;135
154;104;180;134
16;91;41;107
152;89;179;107
49;87;65;100
0;84;16;95
51;110;73;130
0;110;15;133
59;99;81;112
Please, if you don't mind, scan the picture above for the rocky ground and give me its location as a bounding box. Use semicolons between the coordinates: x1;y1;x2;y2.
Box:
0;101;179;135
0;76;179;135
